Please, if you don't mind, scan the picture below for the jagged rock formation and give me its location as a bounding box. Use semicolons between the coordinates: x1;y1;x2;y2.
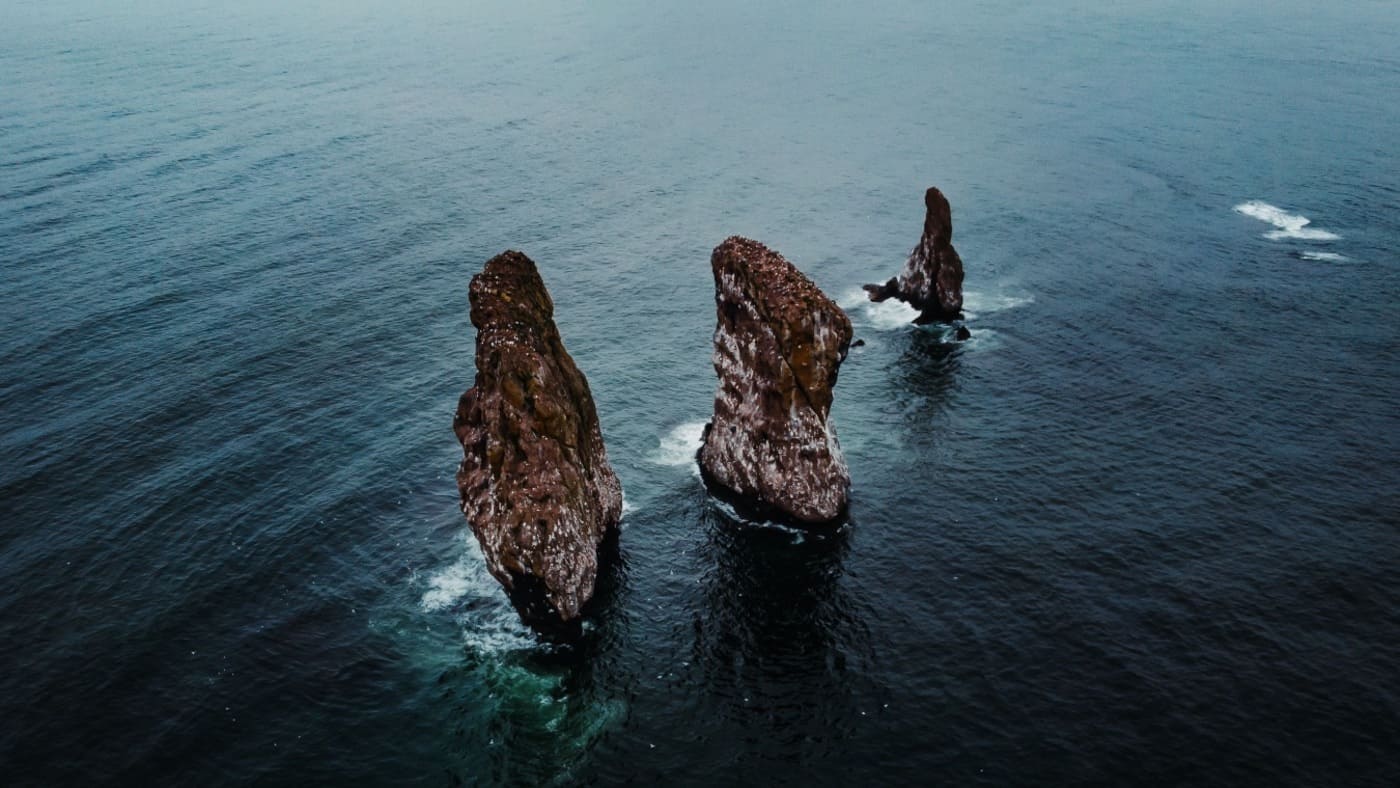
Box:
453;251;623;628
698;237;853;525
864;186;965;324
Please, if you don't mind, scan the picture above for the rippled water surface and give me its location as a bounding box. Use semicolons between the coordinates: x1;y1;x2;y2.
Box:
3;0;1399;784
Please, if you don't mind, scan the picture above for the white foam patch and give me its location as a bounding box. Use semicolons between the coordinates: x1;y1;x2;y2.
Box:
1235;200;1339;241
420;557;478;612
839;287;921;330
841;286;1030;328
419;547;536;654
865;298;923;329
1300;251;1349;262
651;421;706;469
836;287;870;311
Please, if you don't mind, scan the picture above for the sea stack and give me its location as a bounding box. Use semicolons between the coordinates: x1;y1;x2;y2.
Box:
864;186;965;324
453;251;623;629
698;237;853;525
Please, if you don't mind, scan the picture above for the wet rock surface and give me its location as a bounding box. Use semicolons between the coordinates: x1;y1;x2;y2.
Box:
453;250;623;629
698;236;853;525
864;186;966;324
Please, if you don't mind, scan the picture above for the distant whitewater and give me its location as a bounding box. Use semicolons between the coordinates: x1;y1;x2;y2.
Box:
1234;200;1340;241
1300;251;1350;262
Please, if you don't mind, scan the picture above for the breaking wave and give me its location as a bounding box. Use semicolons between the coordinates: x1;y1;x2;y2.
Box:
651;421;706;471
838;287;921;330
1235;200;1340;241
419;546;537;654
839;287;1031;330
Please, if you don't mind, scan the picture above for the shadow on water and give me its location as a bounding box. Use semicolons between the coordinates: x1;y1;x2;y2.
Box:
886;327;967;430
688;503;876;759
896;326;964;394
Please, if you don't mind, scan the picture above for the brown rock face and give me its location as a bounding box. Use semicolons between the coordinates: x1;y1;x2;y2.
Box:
864;186;965;323
698;237;853;525
453;251;623;628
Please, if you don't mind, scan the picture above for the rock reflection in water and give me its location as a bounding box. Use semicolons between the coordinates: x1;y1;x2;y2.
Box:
689;505;876;764
893;329;966;432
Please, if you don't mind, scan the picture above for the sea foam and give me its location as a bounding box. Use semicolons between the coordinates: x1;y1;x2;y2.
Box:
839;286;1031;329
1300;251;1349;262
1234;200;1340;241
421;550;495;612
420;547;536;654
651;421;706;471
838;287;920;330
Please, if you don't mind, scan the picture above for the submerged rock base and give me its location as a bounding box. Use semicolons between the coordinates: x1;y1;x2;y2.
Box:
698;237;853;526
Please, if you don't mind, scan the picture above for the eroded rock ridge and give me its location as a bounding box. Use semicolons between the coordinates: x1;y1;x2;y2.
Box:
698;237;853;525
453;251;622;627
864;186;965;324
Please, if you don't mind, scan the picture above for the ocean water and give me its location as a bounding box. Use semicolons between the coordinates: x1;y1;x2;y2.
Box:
3;0;1399;784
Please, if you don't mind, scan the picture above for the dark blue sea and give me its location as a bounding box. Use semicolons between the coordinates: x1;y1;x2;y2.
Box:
3;0;1398;784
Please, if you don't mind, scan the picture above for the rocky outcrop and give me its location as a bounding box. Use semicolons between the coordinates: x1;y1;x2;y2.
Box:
698;237;853;525
453;251;623;629
864;186;965;324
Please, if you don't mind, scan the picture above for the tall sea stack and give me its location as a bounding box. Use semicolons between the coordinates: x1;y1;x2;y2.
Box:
453;251;623;629
698;236;853;525
864;186;965;324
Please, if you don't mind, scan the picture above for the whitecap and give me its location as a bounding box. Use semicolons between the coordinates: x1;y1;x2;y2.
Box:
1235;200;1340;241
1265;227;1340;241
650;421;706;470
1299;251;1349;262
